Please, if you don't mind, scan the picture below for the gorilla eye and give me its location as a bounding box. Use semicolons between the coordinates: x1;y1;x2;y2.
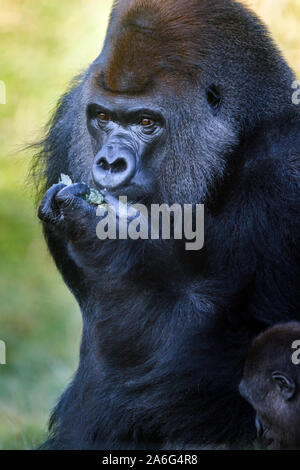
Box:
98;112;110;121
206;85;221;110
140;117;154;127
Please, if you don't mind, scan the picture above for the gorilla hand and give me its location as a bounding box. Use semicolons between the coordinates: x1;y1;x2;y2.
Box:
38;183;142;276
38;182;99;243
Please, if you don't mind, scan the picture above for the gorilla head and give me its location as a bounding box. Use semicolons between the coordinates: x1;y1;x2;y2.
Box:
240;323;300;450
35;0;300;450
38;0;295;206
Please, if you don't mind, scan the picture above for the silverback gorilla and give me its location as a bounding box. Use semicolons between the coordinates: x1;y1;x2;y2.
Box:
34;0;300;449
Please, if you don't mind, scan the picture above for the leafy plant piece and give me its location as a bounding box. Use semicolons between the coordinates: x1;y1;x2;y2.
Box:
85;188;104;206
58;174;104;206
59;173;73;186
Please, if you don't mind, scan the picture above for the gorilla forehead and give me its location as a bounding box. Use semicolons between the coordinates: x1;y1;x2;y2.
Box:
101;0;200;92
244;322;300;377
98;0;279;95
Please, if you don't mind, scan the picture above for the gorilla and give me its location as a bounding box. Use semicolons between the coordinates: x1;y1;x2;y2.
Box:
34;0;300;449
240;323;300;450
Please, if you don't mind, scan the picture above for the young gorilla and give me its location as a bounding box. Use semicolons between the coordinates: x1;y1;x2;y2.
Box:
239;323;300;450
35;0;300;449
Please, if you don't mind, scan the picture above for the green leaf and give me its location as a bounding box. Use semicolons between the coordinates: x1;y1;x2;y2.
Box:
59;173;72;186
85;189;104;206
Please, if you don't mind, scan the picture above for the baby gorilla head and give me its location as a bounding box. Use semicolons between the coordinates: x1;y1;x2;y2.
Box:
239;322;300;450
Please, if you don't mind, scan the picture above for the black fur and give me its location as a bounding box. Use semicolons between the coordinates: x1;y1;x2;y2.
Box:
33;0;300;449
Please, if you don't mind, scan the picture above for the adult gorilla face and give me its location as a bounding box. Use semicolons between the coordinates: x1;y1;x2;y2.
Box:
85;78;234;206
86;91;166;202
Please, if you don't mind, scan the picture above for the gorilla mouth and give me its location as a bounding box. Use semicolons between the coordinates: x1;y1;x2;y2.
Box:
101;185;149;207
89;176;155;207
256;417;274;449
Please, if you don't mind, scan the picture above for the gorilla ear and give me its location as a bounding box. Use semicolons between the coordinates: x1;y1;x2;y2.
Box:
206;85;221;111
272;372;296;401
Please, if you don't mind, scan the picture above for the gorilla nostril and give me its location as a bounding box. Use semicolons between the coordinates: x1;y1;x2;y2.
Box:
111;158;127;174
92;148;136;189
98;158;110;171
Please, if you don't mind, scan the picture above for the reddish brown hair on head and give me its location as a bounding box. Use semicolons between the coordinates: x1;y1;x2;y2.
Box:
100;0;255;94
101;0;203;93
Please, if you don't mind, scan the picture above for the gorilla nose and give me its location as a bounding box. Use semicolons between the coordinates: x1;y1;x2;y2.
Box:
92;148;136;190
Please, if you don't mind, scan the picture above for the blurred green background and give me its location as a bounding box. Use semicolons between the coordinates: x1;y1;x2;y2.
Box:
0;0;299;450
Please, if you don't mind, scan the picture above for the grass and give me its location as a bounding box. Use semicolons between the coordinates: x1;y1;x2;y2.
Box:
0;0;299;450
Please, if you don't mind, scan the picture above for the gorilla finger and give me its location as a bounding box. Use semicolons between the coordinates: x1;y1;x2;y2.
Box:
38;183;66;224
55;183;96;220
55;183;90;207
